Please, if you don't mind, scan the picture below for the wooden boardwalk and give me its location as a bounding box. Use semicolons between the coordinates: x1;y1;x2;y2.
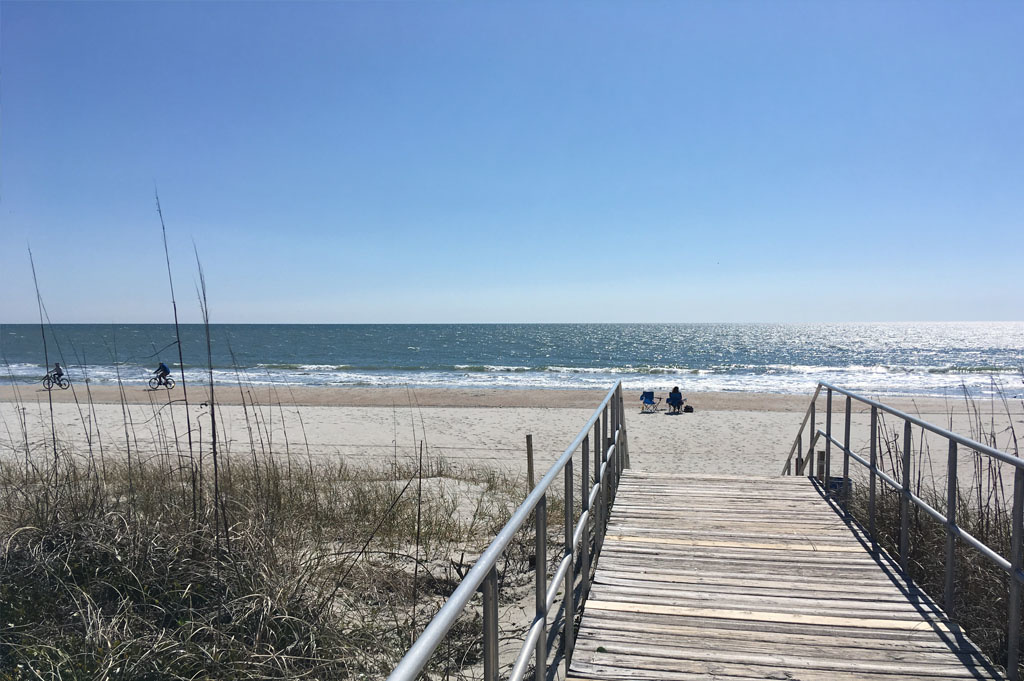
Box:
567;472;1003;681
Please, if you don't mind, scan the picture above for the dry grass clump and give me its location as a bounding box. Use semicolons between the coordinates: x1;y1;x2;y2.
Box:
2;514;331;679
3;213;572;680
0;438;548;680
844;387;1020;678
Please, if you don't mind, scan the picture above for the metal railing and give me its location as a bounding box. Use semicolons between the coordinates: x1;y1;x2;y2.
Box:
388;383;629;681
782;381;1023;680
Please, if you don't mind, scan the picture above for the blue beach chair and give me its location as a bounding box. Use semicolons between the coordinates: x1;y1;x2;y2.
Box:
666;391;685;414
640;390;661;413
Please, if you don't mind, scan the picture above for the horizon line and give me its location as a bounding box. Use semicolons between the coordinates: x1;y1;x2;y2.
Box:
3;320;1023;326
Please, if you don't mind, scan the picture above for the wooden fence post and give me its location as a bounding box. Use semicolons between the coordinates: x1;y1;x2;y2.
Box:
526;434;535;490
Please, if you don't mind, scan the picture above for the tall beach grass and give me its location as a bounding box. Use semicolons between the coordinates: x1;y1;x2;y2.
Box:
842;382;1022;678
2;216;569;680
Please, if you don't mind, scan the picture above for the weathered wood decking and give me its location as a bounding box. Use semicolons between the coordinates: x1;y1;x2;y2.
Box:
567;472;1003;681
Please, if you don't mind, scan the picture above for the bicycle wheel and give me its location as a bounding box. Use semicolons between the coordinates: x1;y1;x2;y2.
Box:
42;376;53;390
164;377;175;390
58;377;71;390
148;376;160;390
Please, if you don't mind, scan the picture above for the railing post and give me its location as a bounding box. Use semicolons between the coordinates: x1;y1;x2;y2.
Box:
593;419;602;555
808;400;816;478
796;432;803;476
869;405;877;549
597;469;607;557
612;389;618;438
482;566;499;681
618;386;630;469
564;456;575;666
535;493;547;681
526;434;535;490
843;395;852;516
617;384;623;430
1009;467;1024;681
900;420;912;573
602;403;609;456
597;411;609;556
944;440;957;620
607;399;617;501
825;388;833;492
581;435;591;600
613;391;622;479
610;385;618;428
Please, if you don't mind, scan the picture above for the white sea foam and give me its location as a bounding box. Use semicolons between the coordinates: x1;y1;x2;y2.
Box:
2;361;1019;397
2;322;1021;397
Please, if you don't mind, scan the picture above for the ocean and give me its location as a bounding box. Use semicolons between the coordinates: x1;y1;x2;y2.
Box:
1;323;1022;398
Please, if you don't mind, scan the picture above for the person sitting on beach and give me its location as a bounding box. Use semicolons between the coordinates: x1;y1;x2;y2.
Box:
666;386;685;414
154;362;171;386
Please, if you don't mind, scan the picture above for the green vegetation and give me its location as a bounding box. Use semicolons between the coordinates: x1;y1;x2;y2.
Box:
844;387;1021;679
2;231;564;680
0;398;550;680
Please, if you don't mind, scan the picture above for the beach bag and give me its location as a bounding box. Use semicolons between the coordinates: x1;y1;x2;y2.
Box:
683;404;694;413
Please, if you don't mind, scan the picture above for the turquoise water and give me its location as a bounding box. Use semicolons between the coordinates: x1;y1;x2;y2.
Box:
1;323;1022;397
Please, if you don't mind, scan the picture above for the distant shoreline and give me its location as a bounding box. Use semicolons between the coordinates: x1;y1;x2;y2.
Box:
0;384;1008;416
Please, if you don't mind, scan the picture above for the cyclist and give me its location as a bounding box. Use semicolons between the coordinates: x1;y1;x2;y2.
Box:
154;362;171;386
51;363;64;381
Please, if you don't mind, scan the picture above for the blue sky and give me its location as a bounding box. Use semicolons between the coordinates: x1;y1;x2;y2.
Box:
1;1;1021;323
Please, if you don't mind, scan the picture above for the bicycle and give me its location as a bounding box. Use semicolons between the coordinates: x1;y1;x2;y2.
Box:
148;375;176;390
42;373;71;390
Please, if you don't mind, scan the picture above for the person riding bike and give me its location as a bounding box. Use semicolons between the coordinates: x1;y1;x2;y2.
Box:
43;362;69;389
154;362;171;386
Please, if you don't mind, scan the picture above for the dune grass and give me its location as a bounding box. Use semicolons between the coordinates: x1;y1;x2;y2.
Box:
842;386;1021;678
0;388;559;681
1;212;579;680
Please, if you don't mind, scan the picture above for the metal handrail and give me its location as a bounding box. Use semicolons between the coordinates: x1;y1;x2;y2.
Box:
388;383;628;681
819;429;1021;578
819;382;1023;468
784;381;1023;680
781;382;823;475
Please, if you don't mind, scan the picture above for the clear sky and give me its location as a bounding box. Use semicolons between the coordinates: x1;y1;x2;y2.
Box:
1;1;1021;323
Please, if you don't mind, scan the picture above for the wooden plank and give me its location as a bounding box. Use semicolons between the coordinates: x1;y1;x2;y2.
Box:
577;612;980;652
571;640;991;677
604;534;866;552
566;472;1002;680
585;599;953;632
579;609;966;645
596;546;889;568
591;578;951;616
594;568;915;597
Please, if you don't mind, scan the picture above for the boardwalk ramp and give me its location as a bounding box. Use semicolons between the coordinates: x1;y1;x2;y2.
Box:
568;472;1001;681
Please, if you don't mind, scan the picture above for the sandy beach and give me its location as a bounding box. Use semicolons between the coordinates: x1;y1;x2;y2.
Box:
3;385;1020;480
